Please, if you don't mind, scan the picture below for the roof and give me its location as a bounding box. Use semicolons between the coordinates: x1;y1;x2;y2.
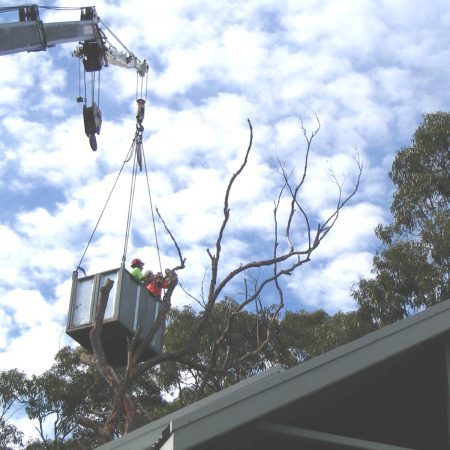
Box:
96;299;450;450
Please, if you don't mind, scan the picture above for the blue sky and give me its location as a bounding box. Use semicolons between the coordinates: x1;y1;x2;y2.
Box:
1;0;450;386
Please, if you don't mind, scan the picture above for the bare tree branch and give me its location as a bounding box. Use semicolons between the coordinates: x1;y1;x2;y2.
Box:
155;207;186;271
82;117;363;442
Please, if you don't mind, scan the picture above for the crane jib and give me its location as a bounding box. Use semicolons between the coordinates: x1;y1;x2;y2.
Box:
0;20;97;56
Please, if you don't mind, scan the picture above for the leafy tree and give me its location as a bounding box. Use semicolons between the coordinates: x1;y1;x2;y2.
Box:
353;112;450;326
0;369;28;449
273;309;375;367
10;348;164;449
24;347;108;449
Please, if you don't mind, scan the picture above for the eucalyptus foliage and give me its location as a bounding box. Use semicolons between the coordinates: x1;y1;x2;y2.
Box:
353;112;450;326
0;369;27;449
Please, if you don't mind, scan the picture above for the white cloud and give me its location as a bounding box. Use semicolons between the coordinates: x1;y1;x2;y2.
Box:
0;288;68;374
318;202;386;256
288;251;374;313
0;225;36;287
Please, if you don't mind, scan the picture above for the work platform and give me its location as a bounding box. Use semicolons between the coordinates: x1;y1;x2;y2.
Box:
66;266;164;367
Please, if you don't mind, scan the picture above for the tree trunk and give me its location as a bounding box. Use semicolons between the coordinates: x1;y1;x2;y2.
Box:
89;279;138;441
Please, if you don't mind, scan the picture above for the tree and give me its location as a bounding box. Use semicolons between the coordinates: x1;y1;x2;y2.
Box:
78;118;362;442
353;112;450;327
273;309;375;367
0;348;164;449
0;369;28;449
24;347;112;449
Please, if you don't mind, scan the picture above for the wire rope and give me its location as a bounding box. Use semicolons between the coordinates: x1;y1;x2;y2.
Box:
142;145;163;274
78;58;83;102
135;73;140;101
76;155;129;273
88;71;94;105
97;69;101;106
122;145;139;265
134;68;162;274
136;71;148;101
76;127;163;275
82;62;87;103
98;17;135;58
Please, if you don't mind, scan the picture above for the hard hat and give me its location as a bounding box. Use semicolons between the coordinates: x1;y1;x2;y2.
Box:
144;270;154;278
131;258;144;267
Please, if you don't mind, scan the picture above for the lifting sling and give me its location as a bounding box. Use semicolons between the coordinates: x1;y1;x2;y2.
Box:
75;70;163;276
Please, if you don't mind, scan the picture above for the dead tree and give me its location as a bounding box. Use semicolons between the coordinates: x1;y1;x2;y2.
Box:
78;118;363;442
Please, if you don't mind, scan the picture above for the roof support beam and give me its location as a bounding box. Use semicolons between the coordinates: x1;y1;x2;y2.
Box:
255;422;414;450
444;335;450;449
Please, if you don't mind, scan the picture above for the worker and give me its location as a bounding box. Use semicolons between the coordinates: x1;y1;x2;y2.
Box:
143;269;153;280
142;270;154;287
130;258;145;282
145;269;177;300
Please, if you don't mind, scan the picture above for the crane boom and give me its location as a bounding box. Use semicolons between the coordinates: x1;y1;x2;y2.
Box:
0;20;97;55
0;5;148;76
0;5;149;151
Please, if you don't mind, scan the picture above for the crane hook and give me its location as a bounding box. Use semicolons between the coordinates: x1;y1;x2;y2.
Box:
83;102;102;151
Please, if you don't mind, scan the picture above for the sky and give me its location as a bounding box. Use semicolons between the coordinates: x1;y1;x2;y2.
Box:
1;0;450;383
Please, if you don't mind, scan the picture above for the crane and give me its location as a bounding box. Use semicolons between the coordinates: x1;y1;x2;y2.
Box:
0;4;148;150
1;6;165;366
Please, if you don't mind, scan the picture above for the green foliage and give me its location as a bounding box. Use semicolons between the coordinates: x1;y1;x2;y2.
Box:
353;112;450;326
273;309;375;367
159;298;275;408
158;301;374;410
24;347;110;448
0;369;28;449
390;112;450;233
0;348;165;449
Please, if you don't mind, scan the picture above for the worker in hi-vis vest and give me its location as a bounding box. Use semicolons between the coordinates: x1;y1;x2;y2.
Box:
130;258;145;282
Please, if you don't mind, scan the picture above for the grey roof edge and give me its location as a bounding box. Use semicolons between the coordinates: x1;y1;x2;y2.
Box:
96;299;450;450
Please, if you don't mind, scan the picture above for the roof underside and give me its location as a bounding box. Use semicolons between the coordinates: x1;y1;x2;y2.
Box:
194;335;449;449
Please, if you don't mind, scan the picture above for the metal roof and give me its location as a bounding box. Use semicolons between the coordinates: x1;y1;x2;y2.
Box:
96;299;450;450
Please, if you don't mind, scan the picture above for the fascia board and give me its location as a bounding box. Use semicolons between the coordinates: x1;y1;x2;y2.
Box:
94;424;168;450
